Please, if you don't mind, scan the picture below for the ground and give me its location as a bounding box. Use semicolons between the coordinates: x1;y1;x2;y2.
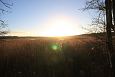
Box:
0;35;115;77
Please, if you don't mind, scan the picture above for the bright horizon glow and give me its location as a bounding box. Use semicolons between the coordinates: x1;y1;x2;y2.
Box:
6;0;91;37
8;16;85;37
38;16;84;37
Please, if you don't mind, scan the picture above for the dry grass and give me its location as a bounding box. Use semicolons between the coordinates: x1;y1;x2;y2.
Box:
0;36;114;77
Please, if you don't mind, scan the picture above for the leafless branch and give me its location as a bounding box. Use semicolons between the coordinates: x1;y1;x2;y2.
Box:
0;0;13;9
0;0;13;35
0;8;8;14
83;0;105;11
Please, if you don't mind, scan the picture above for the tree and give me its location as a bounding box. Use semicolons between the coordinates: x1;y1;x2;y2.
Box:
105;0;115;77
0;0;12;35
83;0;114;76
105;0;114;77
112;0;115;30
83;0;106;33
83;0;115;33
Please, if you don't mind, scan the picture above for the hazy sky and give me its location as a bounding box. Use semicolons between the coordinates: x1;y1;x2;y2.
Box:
4;0;94;36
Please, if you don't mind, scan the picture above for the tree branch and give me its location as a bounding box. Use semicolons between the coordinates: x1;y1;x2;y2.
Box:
0;0;13;9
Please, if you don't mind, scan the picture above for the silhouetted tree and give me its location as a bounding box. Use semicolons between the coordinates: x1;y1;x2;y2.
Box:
112;0;115;30
0;0;12;35
83;0;115;32
105;0;115;77
105;0;114;77
83;0;106;33
83;0;114;76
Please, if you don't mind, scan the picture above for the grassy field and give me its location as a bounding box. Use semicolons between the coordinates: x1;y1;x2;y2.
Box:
0;35;115;77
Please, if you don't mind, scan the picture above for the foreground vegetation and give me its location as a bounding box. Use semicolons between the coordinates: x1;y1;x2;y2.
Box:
0;35;115;77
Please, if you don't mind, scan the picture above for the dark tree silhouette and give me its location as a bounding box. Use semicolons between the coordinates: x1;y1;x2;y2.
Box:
0;0;12;35
105;0;114;77
83;0;115;32
112;0;115;30
105;0;115;77
83;0;115;76
83;0;106;33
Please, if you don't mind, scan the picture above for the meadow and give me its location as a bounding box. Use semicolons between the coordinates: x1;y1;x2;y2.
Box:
0;35;115;77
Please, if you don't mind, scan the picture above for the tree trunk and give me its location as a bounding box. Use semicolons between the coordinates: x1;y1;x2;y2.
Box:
105;0;114;53
112;0;115;33
105;0;114;76
112;0;115;31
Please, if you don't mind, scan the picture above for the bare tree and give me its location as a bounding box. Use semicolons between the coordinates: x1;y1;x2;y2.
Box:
83;0;115;33
0;0;13;35
105;0;114;77
112;0;115;30
83;0;114;76
83;0;106;33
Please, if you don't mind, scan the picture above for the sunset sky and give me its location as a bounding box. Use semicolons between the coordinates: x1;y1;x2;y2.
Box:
4;0;95;36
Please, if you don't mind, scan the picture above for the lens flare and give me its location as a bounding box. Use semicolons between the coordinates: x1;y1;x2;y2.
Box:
51;43;62;51
52;45;58;50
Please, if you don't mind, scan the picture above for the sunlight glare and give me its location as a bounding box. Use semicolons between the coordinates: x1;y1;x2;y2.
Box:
39;16;82;37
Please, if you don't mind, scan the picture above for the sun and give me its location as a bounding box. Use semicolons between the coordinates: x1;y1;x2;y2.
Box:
43;19;76;36
39;16;82;37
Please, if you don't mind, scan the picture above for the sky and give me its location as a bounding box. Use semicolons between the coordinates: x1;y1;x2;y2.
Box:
3;0;94;36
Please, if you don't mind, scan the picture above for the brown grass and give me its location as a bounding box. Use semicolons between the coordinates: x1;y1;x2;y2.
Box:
0;36;114;77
